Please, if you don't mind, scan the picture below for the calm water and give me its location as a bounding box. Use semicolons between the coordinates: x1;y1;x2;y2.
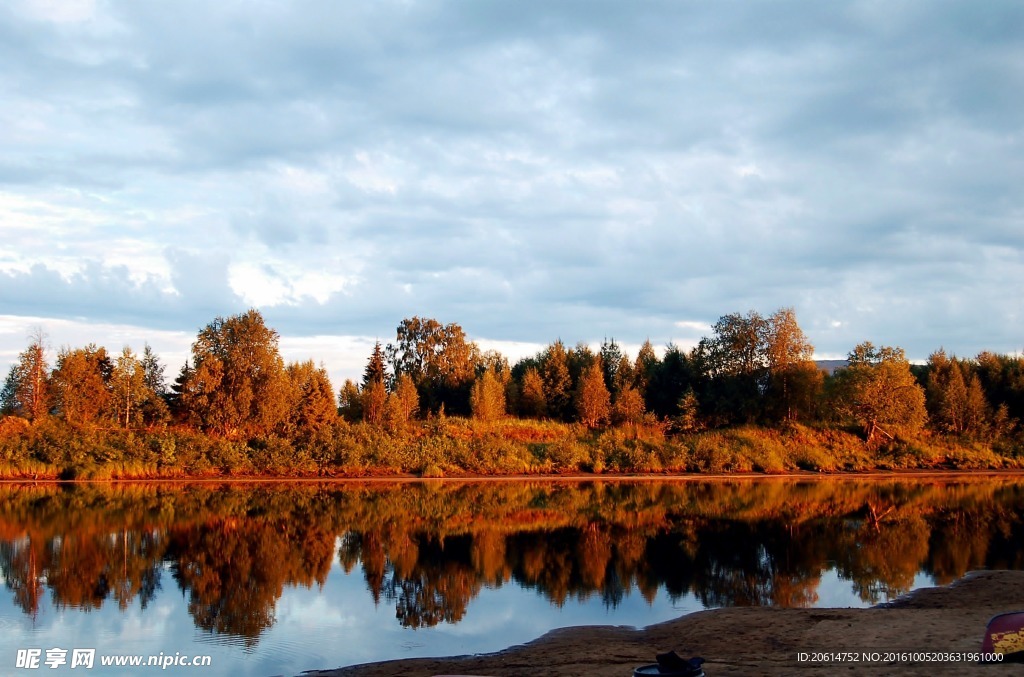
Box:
1;477;1023;676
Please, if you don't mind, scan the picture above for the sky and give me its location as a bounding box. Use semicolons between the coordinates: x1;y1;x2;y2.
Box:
1;0;1022;386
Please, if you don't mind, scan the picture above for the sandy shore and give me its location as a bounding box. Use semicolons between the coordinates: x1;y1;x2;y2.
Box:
306;570;1024;676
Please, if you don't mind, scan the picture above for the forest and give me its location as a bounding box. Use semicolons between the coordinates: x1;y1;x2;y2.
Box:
0;307;1022;479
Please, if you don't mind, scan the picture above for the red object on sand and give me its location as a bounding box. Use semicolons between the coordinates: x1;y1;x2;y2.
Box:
982;611;1024;660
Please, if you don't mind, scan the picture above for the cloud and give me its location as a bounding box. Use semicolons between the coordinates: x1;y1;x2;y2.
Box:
0;0;1022;379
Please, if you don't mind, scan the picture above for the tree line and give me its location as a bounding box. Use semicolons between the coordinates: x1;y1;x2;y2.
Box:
2;307;1023;449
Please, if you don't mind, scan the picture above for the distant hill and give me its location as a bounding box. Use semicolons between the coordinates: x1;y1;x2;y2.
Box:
815;359;848;374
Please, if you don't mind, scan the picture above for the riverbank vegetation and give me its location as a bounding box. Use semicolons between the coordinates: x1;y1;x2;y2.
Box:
1;308;1022;479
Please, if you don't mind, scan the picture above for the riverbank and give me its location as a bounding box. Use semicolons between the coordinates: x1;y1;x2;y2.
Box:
309;570;1024;677
1;416;1022;480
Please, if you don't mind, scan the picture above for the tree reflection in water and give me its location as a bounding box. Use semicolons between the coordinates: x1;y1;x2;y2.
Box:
0;479;1022;643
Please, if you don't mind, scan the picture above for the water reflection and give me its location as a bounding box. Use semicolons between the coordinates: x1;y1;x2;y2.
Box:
1;478;1023;646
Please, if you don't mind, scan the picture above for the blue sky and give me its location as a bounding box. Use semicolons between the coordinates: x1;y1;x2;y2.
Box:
1;0;1021;385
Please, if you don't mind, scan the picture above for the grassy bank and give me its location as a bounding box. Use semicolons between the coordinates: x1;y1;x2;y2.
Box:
1;415;1022;480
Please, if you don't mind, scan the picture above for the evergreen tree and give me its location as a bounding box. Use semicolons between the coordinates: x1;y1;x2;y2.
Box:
141;343;166;396
167;361;192;420
633;339;659;396
363;342;387;389
286;360;336;436
599;338;622;396
646;343;693;419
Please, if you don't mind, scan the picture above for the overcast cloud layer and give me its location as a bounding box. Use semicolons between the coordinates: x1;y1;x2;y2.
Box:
1;0;1022;381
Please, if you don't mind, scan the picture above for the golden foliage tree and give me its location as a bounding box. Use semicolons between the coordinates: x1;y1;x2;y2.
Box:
386;373;420;428
926;350;989;436
51;344;112;427
764;307;819;422
181;309;290;436
286;360;336;436
541;340;572;421
470;367;506;423
386;317;478;414
362;380;387;425
576;361;611;428
832;342;927;443
518;367;546;418
611;385;645;425
338;379;362;422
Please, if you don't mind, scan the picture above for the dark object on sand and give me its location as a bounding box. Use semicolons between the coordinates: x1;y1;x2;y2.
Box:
632;651;705;676
982;611;1024;663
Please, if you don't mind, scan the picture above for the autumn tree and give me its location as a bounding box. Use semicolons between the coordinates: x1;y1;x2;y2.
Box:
576;361;611;428
286;360;336;437
698;311;767;424
386;373;420;428
110;347;148;428
1;330;51;421
362;382;387;425
567;342;596;390
470;367;506;423
830;342;927;443
338;379;363;422
361;342;388;425
611;385;645;425
51;344;112;426
180;309;290;436
633;340;659;395
926;350;988;436
540;340;573;421
518;367;547;418
613;353;635;398
763;308;820;422
705;310;768;377
386;317;478;415
974;352;1024;427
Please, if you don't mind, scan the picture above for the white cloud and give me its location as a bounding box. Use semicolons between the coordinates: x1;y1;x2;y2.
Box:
17;0;96;24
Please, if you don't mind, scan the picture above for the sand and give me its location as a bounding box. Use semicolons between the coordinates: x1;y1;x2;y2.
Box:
305;570;1024;676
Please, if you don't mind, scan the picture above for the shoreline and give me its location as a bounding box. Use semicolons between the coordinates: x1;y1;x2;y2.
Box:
3;468;1024;484
305;570;1024;676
